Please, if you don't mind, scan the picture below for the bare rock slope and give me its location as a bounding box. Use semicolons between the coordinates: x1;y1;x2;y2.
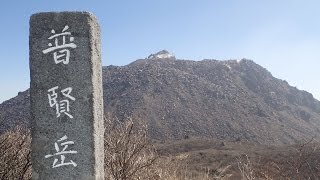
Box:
1;52;320;144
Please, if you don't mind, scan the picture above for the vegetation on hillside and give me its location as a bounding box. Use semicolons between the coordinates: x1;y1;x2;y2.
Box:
1;118;320;179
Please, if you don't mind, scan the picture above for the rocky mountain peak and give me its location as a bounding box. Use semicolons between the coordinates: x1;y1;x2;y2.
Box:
1;55;320;145
147;50;175;60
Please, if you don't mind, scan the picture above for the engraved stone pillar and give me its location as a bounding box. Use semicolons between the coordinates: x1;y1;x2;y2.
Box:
29;12;104;180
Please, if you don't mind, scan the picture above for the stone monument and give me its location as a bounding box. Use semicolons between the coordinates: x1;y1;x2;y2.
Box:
29;12;104;179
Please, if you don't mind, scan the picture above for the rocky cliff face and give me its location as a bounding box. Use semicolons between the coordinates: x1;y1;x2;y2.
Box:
1;52;320;144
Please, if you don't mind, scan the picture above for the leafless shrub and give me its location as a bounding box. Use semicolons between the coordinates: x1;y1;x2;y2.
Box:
104;114;157;180
237;138;320;180
237;154;255;180
212;165;232;180
152;156;232;180
148;155;182;180
275;138;320;179
0;128;31;180
104;114;232;180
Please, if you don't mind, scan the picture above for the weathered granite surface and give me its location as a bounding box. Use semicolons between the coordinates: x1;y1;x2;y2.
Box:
29;12;104;180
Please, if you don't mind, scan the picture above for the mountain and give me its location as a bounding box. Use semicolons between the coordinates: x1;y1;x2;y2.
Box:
1;51;320;144
0;90;30;133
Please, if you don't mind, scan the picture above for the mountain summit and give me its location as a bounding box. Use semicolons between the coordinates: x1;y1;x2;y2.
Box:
147;50;175;60
1;54;320;145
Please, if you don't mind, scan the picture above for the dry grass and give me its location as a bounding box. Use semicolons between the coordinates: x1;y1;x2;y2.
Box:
234;138;320;180
237;154;255;180
150;155;232;180
1;119;320;180
104;114;232;180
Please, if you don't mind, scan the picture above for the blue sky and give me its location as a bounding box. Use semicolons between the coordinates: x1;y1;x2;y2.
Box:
0;0;319;103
